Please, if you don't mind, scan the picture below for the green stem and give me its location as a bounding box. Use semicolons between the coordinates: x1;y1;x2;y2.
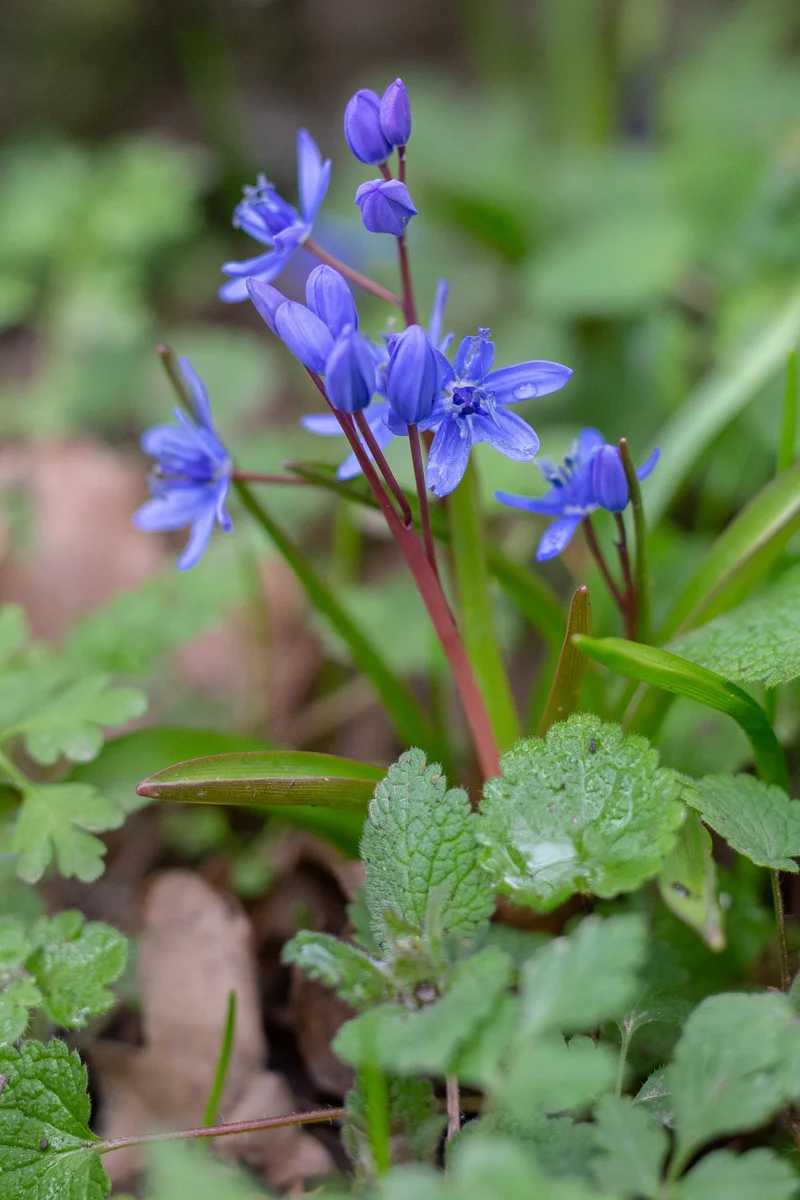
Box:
362;1061;391;1174
614;512;637;641
771;869;790;990
618;439;652;643
778;349;798;473
0;749;32;794
614;1025;633;1097
234;482;433;752
448;461;519;753
200;991;237;1146
97;1107;344;1154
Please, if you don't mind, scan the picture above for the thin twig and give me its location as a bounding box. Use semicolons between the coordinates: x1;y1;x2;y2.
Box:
304;238;402;309
446;1076;461;1141
614;512;637;641
582;517;624;610
97;1107;345;1154
408;424;438;573
397;234;418;327
353;411;413;526
771;868;790;990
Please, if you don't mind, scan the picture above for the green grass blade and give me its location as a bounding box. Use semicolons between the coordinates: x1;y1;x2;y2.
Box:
574;636;787;788
778;350;798;473
448;462;519;751
647;286;800;523
660;463;800;640
235;481;435;753
201;990;237;1143
538;586;593;736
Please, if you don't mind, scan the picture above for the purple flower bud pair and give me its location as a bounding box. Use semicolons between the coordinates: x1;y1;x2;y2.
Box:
248;265;375;414
344;79;412;165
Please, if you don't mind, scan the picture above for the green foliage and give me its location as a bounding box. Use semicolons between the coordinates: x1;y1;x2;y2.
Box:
0;1039;109;1200
657;810;725;951
687;774;800;871
671;566;800;688
590;1094;668;1198
0;911;126;1043
674;1149;799;1200
11;783;125;884
145;1141;272;1200
477;716;683;911
361;749;494;948
282;931;393;1011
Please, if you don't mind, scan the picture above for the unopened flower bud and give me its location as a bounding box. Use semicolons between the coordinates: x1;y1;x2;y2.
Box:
325;328;377;414
380;79;412;147
591;445;629;512
246;279;285;333
343;89;393;165
274;301;334;374
305;265;358;337
355;179;417;237
386;324;438;425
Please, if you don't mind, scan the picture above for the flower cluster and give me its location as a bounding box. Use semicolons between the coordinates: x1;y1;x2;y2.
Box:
345;80;417;237
496;429;659;561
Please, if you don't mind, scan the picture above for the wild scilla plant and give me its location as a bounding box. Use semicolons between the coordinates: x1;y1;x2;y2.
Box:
4;79;800;1200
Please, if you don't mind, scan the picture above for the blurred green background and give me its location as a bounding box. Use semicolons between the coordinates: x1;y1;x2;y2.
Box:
1;0;799;753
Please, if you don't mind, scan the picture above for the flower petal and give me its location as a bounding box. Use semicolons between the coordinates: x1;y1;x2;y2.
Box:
495;488;568;516
301;412;345;437
177;501;219;571
275;301;334;373
453;331;494;383
133;486;210;533
576;427;606;465
297;129;331;225
485;361;573;405
427;279;449;348
637;447;660;481
425;418;473;497
536;515;582;562
471;408;539;460
177;356;213;429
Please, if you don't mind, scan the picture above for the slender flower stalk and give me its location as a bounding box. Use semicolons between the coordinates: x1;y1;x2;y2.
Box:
353;410;412;526
397;234;418;326
582;516;625;610
614;513;636;641
231;471;309;485
408;423;438;573
304;238;402;309
618;438;652;644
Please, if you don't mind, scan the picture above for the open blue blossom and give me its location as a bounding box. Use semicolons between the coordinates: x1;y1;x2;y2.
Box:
385;328;571;497
134;357;232;570
300;280;451;479
495;428;659;561
220;130;331;303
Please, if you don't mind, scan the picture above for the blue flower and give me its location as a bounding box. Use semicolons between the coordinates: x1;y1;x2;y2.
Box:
344;89;393;165
219;130;331;303
380;79;412;148
134;357;232;570
385;324;438;425
392;329;571;497
355;179;417;236
495;428;659;561
300;280;451;479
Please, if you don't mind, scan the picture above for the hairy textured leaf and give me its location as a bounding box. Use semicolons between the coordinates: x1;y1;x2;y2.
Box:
0;979;41;1045
675;1148;799;1200
500;1036;616;1123
477;716;683;911
448;1133;618;1200
282;930;392;1010
361;749;494;947
11;783;124;883
591;1095;668;1199
334;947;513;1075
0;1039;109;1200
687;774;800;871
671;567;800;689
668;992;800;1172
520;915;647;1036
28;912;127;1028
16;676;146;766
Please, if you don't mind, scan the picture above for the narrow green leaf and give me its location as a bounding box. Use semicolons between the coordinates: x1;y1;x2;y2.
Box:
647;285;800;523
660;463;800;640
573;636;787;788
201;991;236;1137
686;773;800;872
136;750;384;810
777;349;798;473
657;809;725;951
670;565;800;689
477;715;683;912
448;461;519;751
538;586;592;736
235;481;435;753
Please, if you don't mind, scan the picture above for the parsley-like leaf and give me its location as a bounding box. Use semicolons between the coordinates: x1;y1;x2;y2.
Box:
0;1039;109;1200
477;715;683;911
686;773;800;871
18;676;146;766
590;1094;668;1199
361;749;494;948
12;783;124;883
675;1148;799;1200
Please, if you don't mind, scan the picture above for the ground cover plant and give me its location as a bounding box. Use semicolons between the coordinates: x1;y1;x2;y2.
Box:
4;4;800;1196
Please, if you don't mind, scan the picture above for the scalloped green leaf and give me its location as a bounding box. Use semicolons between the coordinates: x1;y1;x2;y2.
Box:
282;930;393;1011
476;715;684;912
686;773;800;871
11;783;124;884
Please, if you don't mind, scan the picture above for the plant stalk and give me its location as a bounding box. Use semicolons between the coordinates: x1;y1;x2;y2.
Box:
232;471;308;485
614;512;637;641
97;1107;344;1154
446;1075;461;1141
408;424;438;573
582;516;625;610
397;234;419;326
304;238;402;309
772;868;790;990
618;438;652;643
353;411;413;526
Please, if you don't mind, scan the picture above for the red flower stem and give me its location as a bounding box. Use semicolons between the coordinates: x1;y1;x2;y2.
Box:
353;410;413;526
303;238;402;309
582;517;625;611
614;513;637;641
408;423;438;575
232;471;308;485
397;234;418;327
97;1107;344;1153
398;146;407;183
307;370;500;780
379;161;393;181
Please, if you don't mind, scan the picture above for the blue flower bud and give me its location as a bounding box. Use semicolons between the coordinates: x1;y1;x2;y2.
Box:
591;445;629;512
380;79;412;147
305;265;358;338
355;180;417;237
274;300;334;374
246;278;286;333
343;89;393;165
385;324;438;425
325;327;377;414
